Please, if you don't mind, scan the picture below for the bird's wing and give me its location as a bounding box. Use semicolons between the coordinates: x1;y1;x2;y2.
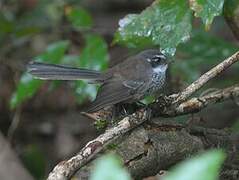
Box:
86;80;143;112
86;56;153;112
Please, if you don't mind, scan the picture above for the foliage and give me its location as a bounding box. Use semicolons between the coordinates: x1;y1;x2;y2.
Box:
163;149;225;180
10;4;108;108
172;29;238;83
65;6;93;30
190;0;225;30
73;34;108;103
0;0;66;43
1;0;237;179
61;33;108;104
9;0;230;108
90;154;131;180
115;0;225;56
115;0;192;56
10;40;69;108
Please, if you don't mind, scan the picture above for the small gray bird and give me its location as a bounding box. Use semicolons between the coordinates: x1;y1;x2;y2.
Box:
27;49;169;112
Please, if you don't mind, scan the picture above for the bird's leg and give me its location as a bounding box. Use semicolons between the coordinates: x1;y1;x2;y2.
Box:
109;104;129;126
112;104;120;121
111;104;128;123
112;102;146;123
113;103;135;117
118;103;131;116
122;105;128;115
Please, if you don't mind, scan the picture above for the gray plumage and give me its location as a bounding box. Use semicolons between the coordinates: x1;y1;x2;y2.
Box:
27;49;169;112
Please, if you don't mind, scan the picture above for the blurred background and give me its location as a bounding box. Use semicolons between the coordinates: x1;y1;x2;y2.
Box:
0;0;238;179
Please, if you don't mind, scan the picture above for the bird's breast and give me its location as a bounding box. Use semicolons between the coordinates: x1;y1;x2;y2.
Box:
145;72;165;96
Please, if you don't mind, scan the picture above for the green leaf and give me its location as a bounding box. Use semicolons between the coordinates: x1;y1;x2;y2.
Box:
141;95;155;105
79;34;108;70
66;7;93;30
37;40;70;63
73;34;108;103
114;0;192;56
90;154;131;180
59;35;108;104
10;40;69;109
164;149;226;180
190;0;225;30
10;74;43;109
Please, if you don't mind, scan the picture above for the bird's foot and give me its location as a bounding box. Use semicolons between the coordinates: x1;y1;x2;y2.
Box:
155;95;173;107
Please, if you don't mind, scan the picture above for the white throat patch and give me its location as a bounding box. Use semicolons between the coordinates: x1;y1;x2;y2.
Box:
153;64;168;73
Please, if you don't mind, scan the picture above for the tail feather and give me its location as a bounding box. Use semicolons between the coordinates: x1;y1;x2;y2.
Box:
27;62;102;81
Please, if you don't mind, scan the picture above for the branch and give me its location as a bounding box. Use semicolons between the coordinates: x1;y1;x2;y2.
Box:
47;109;150;180
158;84;239;117
75;122;239;179
170;51;239;105
47;51;239;180
115;123;239;179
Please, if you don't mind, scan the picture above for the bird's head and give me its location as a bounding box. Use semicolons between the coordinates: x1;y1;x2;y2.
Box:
139;49;169;73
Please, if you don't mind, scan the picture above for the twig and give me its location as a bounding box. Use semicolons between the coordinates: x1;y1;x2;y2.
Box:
171;51;239;105
163;84;239;117
47;109;149;180
47;51;239;180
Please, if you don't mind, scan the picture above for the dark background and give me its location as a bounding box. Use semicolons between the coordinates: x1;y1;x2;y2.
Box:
0;0;238;179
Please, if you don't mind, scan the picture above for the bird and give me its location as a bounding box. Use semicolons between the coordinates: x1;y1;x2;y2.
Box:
27;49;169;112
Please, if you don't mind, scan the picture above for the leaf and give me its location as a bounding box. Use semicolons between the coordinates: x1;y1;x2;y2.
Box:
38;40;70;63
114;0;192;56
66;6;93;30
163;149;226;180
10;40;69;109
189;0;225;30
73;34;109;103
90;154;131;180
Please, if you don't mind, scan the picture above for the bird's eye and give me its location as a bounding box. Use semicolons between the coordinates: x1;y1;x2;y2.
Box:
152;54;165;62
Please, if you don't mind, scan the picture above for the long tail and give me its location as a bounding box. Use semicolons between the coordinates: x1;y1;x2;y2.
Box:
27;62;102;81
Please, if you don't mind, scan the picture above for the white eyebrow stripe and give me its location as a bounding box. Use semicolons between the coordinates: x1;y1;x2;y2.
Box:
154;54;165;59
